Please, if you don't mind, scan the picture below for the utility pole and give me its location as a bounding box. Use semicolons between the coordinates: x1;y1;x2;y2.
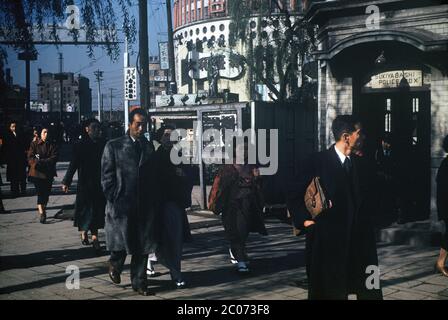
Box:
166;0;177;94
124;37;130;131
101;93;105;120
109;88;115;121
18;47;37;122
54;52;68;122
139;0;150;110
94;69;103;121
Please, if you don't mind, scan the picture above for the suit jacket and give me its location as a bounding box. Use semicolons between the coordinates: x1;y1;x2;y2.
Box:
101;134;158;255
287;145;382;300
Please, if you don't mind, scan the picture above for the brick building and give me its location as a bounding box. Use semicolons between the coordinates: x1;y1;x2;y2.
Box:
36;70;92;118
149;56;169;108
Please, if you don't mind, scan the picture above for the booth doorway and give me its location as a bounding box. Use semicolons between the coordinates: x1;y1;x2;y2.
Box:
358;89;431;222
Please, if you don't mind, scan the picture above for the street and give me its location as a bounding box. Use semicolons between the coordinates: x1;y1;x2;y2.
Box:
1;163;447;300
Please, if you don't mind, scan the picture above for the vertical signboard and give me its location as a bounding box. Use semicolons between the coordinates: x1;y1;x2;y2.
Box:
159;42;170;70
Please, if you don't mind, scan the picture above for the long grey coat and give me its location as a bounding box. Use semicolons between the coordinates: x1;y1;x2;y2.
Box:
101;135;158;255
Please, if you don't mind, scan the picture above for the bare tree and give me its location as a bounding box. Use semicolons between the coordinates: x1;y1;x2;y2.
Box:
0;0;137;62
228;0;316;102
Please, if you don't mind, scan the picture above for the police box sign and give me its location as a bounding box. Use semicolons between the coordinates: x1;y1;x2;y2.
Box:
366;70;423;89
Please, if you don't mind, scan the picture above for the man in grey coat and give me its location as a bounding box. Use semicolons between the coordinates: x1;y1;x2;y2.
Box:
101;108;158;296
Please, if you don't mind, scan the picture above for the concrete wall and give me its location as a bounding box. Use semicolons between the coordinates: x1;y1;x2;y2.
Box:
318;61;353;149
430;66;448;226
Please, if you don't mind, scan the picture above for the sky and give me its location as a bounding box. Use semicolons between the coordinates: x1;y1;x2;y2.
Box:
3;0;170;111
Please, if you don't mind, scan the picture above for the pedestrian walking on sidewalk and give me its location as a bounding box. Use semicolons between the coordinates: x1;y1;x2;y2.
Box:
435;135;448;277
3;121;28;197
209;140;267;274
146;125;192;289
101;108;158;296
62;119;106;254
27;126;58;224
287;115;382;300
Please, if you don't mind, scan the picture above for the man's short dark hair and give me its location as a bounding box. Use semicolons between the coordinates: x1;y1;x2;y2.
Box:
443;135;448;153
155;124;175;143
382;132;392;144
331;115;359;142
83;118;100;128
129;108;147;124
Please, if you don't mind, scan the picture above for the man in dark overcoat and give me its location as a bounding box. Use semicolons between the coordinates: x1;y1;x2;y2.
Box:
3;121;27;197
101;108;158;296
287;115;382;300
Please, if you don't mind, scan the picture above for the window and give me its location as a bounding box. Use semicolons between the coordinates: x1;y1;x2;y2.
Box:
412;98;419;113
385;98;391;132
211;25;215;33
203;26;207;33
219;24;225;31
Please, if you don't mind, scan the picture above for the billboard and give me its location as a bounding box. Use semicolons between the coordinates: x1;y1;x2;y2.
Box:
159;42;170;70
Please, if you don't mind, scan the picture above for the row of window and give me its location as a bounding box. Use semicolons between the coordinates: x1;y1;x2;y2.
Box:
183;23;225;38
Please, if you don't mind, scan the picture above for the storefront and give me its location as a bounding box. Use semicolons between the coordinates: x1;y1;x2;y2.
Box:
307;0;448;224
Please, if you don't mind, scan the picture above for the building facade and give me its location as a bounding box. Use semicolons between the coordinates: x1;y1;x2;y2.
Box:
37;70;92;118
149;55;169;108
172;0;304;101
307;0;448;224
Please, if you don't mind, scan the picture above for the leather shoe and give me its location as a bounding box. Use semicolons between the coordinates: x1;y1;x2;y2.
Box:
108;265;121;284
435;263;448;277
175;280;186;289
39;213;46;224
134;287;154;296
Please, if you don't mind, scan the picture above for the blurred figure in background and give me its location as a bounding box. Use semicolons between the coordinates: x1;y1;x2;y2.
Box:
3;121;27;197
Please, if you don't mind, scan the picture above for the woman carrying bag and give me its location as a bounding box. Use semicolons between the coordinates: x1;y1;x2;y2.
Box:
28;126;58;223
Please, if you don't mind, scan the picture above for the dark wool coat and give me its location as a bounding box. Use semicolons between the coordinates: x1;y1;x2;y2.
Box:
216;164;267;238
62;137;106;231
3;131;27;182
101;135;158;255
153;145;192;242
27;140;58;179
437;156;448;222
287;145;382;300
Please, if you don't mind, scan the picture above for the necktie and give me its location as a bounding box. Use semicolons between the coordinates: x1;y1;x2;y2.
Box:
343;157;352;175
134;140;142;158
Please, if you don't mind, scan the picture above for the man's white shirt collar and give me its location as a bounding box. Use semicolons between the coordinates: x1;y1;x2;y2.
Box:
335;145;349;166
130;135;136;143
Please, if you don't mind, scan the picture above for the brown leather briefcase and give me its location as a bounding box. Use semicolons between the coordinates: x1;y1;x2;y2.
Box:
304;177;330;219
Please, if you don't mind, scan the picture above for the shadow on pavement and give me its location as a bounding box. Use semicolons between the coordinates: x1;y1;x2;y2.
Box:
0;247;107;271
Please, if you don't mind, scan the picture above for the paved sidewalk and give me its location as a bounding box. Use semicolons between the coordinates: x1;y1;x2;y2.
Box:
1;163;448;300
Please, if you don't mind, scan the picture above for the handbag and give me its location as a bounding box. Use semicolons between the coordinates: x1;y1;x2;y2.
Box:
28;159;47;180
304;177;330;219
208;174;222;214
